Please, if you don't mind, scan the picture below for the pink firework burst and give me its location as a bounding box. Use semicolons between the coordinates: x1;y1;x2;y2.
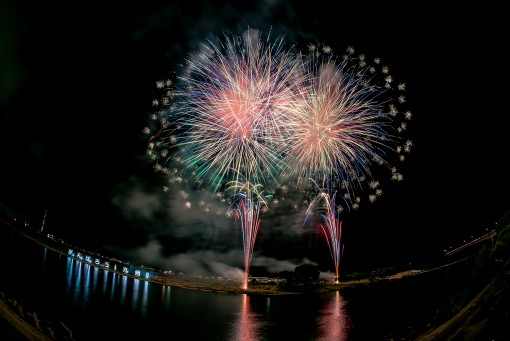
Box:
285;46;411;208
171;28;306;194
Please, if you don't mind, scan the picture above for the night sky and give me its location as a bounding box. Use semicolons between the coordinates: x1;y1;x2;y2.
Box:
1;1;508;278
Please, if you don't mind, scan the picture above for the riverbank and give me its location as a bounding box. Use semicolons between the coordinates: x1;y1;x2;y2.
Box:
415;259;510;340
0;290;74;341
2;221;373;296
2;220;508;340
5;220;470;297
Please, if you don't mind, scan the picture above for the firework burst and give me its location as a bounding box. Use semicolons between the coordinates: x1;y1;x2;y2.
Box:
144;31;413;283
294;44;413;279
145;28;307;287
149;28;306;195
281;44;412;212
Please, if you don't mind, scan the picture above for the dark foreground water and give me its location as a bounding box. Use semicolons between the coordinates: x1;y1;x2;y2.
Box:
0;227;472;340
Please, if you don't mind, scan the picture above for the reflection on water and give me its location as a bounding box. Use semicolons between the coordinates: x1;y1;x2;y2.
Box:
121;274;128;307
131;278;150;318
132;278;140;313
102;269;108;296
61;254;352;340
110;272;117;301
0;227;477;340
228;291;350;340
83;263;91;305
93;267;99;293
161;285;171;306
41;248;47;270
318;291;349;341
64;256;153;321
141;280;149;320
230;294;262;341
65;258;94;307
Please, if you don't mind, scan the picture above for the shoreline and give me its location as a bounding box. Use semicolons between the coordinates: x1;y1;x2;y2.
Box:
1;220;507;340
3;222;371;296
3;221;487;297
0;290;74;341
415;259;510;340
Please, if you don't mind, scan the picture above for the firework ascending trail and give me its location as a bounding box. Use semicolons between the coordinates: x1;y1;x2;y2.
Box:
307;190;344;283
228;181;267;289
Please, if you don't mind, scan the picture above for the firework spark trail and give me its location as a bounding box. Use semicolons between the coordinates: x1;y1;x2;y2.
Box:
147;42;412;210
274;44;413;218
145;29;310;288
228;181;267;289
284;47;395;199
169;29;306;194
145;33;413;284
306;184;344;282
294;45;412;279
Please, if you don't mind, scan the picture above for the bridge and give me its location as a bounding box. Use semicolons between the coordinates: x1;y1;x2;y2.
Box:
444;229;497;256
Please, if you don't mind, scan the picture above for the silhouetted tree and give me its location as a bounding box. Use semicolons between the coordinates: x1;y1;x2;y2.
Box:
295;264;320;282
493;223;510;260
